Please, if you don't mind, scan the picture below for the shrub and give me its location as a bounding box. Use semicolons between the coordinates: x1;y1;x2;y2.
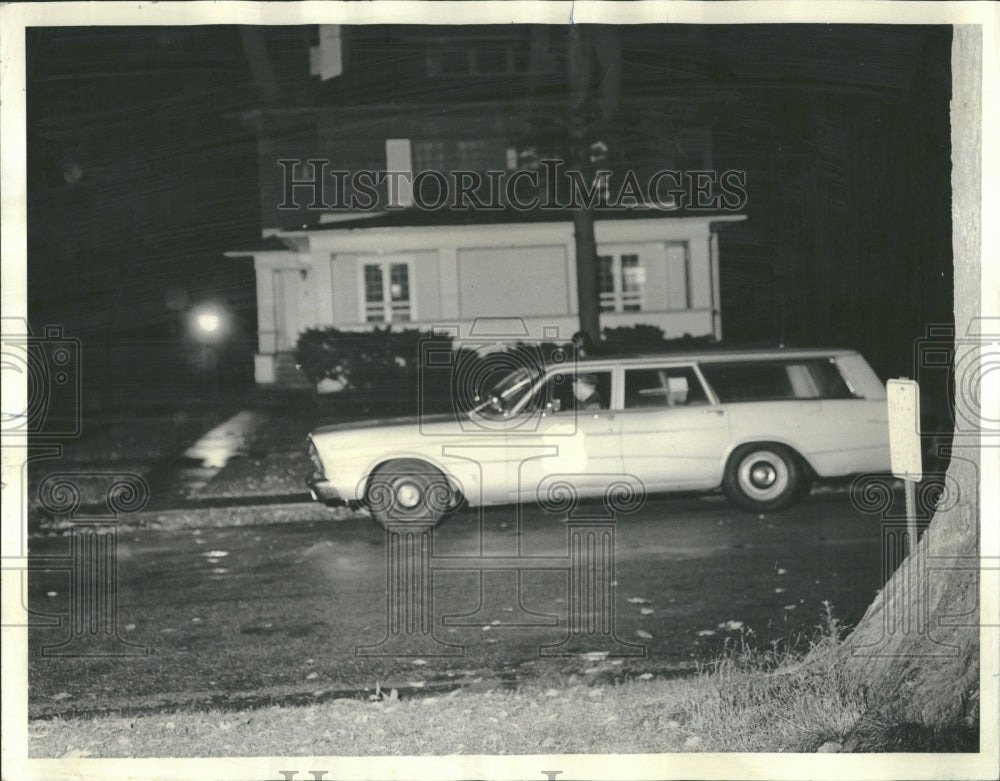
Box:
600;325;716;354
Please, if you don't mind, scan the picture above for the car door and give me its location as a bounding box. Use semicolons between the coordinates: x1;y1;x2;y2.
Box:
507;367;623;504
619;364;730;491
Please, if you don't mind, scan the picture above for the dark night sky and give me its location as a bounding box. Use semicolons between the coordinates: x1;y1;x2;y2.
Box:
24;23;954;406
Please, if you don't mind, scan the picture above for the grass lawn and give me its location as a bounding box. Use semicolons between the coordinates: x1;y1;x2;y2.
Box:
30;662;861;757
30;616;897;758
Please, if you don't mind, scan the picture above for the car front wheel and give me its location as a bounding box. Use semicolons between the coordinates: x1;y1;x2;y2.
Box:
722;443;808;512
366;459;453;527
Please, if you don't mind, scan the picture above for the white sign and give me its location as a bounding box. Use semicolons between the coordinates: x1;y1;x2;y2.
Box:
887;379;922;481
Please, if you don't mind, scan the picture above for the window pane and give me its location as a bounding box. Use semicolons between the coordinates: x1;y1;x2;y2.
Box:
698;360;856;402
364;264;383;304
806;360;855;399
544;370;612;412
624;367;708;408
620;254;644;312
389;263;409;301
597;255;615;312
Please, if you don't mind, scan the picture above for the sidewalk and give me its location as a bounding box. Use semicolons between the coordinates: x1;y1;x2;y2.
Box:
29;406;363;534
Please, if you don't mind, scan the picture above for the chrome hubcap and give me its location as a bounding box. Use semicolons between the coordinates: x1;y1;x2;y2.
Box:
396;482;422;508
738;451;789;500
750;462;778;489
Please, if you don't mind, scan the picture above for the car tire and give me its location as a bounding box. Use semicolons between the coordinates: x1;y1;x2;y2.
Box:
722;443;808;513
366;459;453;527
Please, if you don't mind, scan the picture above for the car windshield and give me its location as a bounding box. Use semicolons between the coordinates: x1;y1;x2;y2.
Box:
471;367;539;419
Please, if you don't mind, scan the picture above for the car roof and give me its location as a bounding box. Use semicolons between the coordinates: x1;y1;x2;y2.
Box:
569;347;859;369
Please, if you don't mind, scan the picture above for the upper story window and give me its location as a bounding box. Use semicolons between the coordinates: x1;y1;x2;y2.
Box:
598;252;644;312
412;138;496;173
425;43;519;77
363;261;412;323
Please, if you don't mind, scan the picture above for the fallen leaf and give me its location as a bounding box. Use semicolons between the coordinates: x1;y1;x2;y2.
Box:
50;692;73;701
306;672;319;680
640;607;654;615
411;659;427;665
626;597;651;604
777;568;788;575
636;629;653;639
638;672;653;680
774;587;786;593
696;629;716;637
783;604;797;610
46;591;57;598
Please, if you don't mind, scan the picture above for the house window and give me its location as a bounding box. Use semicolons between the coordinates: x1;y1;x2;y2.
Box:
412;138;494;173
363;262;412;323
598;253;644;312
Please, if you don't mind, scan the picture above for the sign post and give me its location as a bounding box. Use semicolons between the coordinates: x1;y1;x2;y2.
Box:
887;379;923;553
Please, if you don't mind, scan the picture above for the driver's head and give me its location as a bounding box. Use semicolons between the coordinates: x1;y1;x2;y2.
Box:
572;375;597;402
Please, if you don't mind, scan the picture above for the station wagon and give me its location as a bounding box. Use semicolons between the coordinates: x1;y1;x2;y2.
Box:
307;348;891;525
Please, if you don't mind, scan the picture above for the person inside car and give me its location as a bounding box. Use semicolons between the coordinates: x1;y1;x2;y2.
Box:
572;374;605;411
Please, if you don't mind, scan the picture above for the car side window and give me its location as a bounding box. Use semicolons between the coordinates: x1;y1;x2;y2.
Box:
541;370;612;412
699;359;857;402
624;366;708;409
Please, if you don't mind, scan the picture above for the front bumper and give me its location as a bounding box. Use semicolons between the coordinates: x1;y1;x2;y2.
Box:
306;473;344;506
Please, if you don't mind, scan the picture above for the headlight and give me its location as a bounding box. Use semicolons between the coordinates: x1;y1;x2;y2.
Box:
308;440;325;476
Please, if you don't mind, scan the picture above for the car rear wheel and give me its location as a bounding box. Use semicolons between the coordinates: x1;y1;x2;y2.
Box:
723;444;808;512
366;459;453;527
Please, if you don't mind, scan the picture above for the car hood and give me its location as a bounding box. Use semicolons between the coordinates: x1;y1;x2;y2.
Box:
311;413;458;436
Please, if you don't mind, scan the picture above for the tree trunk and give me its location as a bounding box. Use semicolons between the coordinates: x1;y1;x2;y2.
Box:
568;25;601;345
837;25;982;750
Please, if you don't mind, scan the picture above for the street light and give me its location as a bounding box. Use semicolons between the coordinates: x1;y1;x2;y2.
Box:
189;304;228;342
188;303;229;400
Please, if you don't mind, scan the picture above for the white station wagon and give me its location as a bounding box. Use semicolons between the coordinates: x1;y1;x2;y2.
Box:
307;348;891;526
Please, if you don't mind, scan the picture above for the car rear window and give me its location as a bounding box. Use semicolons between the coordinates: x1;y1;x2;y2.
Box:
699;359;855;402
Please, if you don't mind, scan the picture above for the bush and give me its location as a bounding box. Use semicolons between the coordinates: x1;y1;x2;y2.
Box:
600;325;716;354
295;325;719;419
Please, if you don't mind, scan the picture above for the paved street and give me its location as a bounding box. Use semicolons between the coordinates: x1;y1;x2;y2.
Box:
27;490;886;719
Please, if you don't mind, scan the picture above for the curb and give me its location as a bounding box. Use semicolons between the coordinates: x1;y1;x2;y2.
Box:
35;500;366;534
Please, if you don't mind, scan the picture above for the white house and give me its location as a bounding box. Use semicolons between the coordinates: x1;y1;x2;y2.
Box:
227;211;745;385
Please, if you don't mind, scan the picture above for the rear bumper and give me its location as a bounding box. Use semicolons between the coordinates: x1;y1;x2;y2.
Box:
306;473;344;506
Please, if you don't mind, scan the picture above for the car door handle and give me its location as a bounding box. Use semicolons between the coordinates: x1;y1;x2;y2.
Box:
703;408;725;416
